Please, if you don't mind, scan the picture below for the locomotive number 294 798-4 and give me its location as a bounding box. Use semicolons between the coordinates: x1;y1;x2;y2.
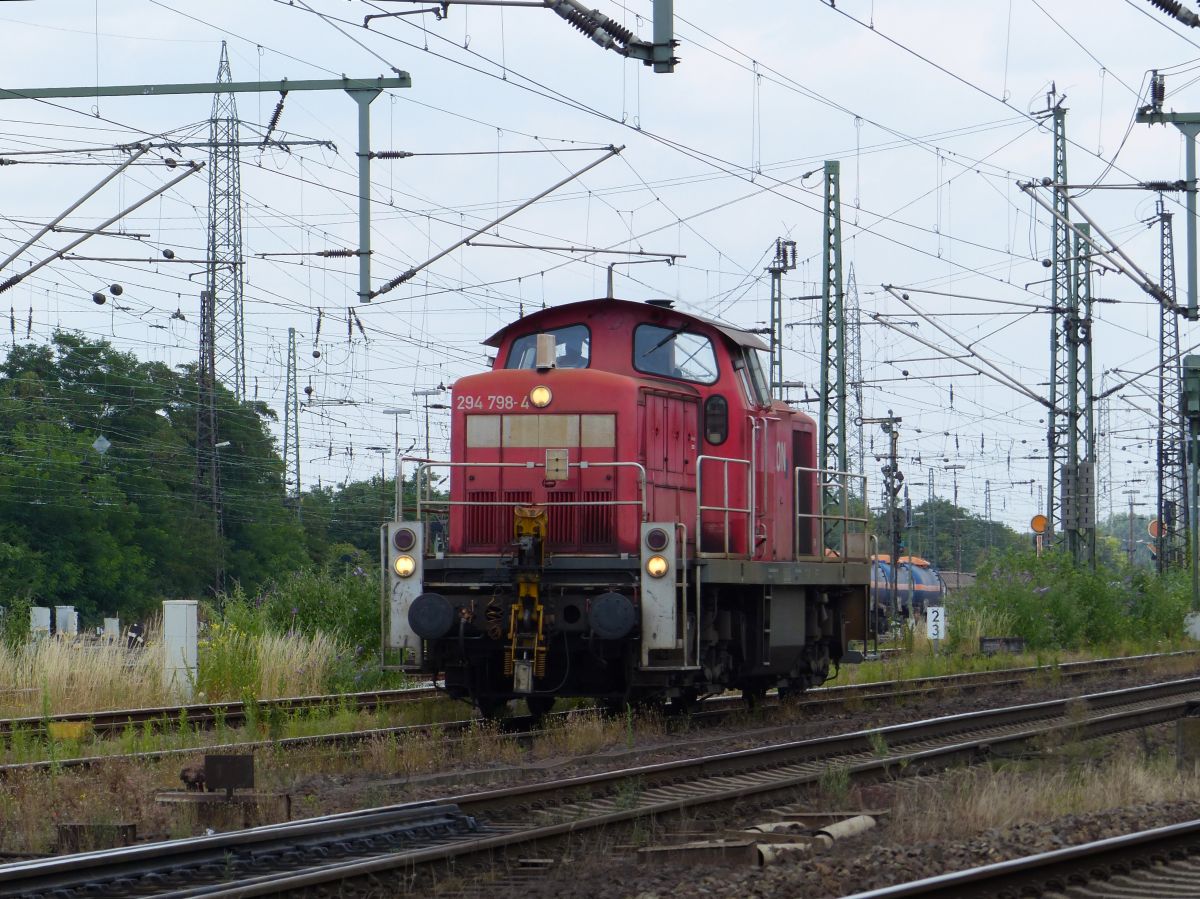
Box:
456;394;530;411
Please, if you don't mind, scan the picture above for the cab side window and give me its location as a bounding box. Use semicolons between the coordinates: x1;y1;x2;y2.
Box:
737;347;771;405
633;324;719;384
506;324;591;369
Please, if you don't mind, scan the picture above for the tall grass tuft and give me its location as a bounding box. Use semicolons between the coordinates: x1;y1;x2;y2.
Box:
0;638;165;715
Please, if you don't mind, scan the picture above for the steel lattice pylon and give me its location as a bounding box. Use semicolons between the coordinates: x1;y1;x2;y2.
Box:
1067;224;1096;565
1046;98;1071;547
818;160;847;549
846;263;865;484
284;327;301;518
1158;203;1189;569
205;41;246;402
818;160;847;475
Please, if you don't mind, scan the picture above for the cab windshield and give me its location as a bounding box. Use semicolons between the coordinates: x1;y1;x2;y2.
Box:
506;324;590;369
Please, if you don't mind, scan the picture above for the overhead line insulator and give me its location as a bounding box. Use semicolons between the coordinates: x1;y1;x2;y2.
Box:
1148;0;1200;27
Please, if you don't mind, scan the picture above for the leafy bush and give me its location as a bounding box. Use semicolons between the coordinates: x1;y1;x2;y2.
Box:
255;551;377;647
196;618;259;700
957;549;1191;650
0;596;30;651
200;554;390;697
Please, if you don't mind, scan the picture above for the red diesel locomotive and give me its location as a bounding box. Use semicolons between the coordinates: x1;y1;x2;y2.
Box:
383;298;872;715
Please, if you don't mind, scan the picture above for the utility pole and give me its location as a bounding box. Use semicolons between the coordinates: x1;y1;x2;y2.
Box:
947;465;966;588
766;237;796;400
928;467;937;568
1123;489;1141;565
1136;72;1200;322
846;264;866;486
1065;223;1097;567
283;327;301;518
819;160;847;549
1158;202;1189;570
867;414;903;615
984;479;993;553
197;281;222;588
1098;377;1115;523
382;407;411;520
205;42;247;403
413;387;445;459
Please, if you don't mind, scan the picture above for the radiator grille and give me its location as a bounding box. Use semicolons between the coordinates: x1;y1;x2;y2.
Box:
463;488;615;550
582;490;614;547
465;491;498;547
547;490;577;548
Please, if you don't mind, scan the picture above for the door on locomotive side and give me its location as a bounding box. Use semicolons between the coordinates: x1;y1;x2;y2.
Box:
641;391;699;528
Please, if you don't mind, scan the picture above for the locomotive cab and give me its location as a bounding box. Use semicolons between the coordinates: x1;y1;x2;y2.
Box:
383;298;873;715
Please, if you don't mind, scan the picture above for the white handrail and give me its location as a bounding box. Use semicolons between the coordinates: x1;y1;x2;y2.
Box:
695;454;752;559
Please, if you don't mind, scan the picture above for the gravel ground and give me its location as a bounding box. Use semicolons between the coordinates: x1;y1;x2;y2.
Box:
522;799;1200;899
285;661;1198;814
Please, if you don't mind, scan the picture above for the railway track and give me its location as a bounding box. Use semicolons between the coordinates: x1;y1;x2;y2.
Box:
847;817;1200;898
4;675;1198;898
5;649;1185;743
0;650;1190;777
0;684;439;740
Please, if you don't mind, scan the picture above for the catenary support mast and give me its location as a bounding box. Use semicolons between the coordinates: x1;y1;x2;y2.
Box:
1045;91;1072;549
766;237;796;399
1159;202;1189;568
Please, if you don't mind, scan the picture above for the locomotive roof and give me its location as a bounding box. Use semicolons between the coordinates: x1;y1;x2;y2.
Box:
482;298;769;351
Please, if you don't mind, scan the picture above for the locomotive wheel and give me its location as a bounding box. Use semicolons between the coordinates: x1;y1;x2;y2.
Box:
526;696;556;720
741;683;769;709
476;696;508;720
601;697;631;717
666;688;699;716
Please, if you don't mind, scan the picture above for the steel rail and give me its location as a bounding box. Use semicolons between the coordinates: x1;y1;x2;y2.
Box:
1;651;1186;777
846;817;1200;898
1;649;1183;740
4;676;1199;898
0;683;440;739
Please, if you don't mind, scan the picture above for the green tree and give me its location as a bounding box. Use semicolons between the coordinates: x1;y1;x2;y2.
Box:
0;333;307;622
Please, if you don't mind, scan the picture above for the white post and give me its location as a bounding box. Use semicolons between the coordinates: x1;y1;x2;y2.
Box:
161;600;198;701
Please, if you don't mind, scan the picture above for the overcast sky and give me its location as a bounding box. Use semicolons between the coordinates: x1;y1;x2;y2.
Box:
2;0;1198;532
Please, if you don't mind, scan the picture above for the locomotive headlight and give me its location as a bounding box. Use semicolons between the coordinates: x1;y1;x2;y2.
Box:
392;554;417;578
529;385;552;408
645;555;669;578
645;527;669;552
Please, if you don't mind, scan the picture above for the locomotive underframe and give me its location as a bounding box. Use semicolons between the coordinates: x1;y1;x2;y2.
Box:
419;555;869;710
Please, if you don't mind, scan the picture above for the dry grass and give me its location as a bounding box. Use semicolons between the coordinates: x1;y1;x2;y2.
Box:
252;631;340;699
0;626;347;718
889;749;1200;843
0;638;166;716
